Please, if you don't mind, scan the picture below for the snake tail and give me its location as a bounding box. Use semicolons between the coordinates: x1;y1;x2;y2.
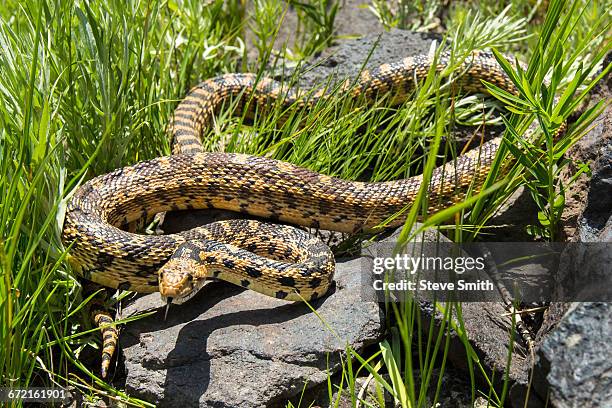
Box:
92;309;118;379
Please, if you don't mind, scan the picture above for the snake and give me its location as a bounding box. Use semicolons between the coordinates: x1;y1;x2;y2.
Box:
62;50;533;377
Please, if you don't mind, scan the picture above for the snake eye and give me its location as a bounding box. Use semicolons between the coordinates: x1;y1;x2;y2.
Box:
187;275;193;281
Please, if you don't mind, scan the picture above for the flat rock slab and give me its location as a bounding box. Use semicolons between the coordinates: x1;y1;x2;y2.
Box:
536;302;612;408
120;257;383;407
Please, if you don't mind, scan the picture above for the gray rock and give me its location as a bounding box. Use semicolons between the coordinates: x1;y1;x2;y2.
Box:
121;257;383;407
552;239;612;304
532;53;612;408
578;142;612;242
120;228;542;408
563;51;612;242
122;222;536;408
486;186;541;242
535;302;612;408
292;28;441;87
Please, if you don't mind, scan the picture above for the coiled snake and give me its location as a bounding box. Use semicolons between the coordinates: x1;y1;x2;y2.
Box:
63;50;528;377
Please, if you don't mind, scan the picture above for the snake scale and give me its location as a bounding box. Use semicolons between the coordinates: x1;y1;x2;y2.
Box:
62;50;526;377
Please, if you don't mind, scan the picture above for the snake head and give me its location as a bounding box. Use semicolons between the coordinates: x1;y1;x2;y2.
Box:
159;258;207;304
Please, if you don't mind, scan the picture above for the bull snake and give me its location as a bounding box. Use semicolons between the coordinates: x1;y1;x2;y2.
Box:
63;50;530;377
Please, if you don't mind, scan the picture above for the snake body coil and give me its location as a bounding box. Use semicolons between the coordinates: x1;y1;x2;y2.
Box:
63;50;528;378
63;51;518;300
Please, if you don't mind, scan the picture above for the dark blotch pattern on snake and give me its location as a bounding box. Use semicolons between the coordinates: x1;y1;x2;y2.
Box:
62;50;538;377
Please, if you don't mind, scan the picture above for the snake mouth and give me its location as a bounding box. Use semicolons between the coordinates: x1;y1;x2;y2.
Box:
160;278;207;304
158;258;206;303
159;276;193;299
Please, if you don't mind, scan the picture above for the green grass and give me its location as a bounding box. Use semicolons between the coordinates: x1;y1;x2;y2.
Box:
0;0;609;406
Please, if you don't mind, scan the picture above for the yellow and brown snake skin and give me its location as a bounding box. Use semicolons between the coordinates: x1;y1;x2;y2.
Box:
62;50;530;377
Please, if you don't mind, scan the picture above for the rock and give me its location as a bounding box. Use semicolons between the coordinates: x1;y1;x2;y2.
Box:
561;51;612;241
484;186;541;242
535;302;612;408
532;52;612;408
121;257;383;407
577;142;612;242
551;238;612;304
292;28;441;87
